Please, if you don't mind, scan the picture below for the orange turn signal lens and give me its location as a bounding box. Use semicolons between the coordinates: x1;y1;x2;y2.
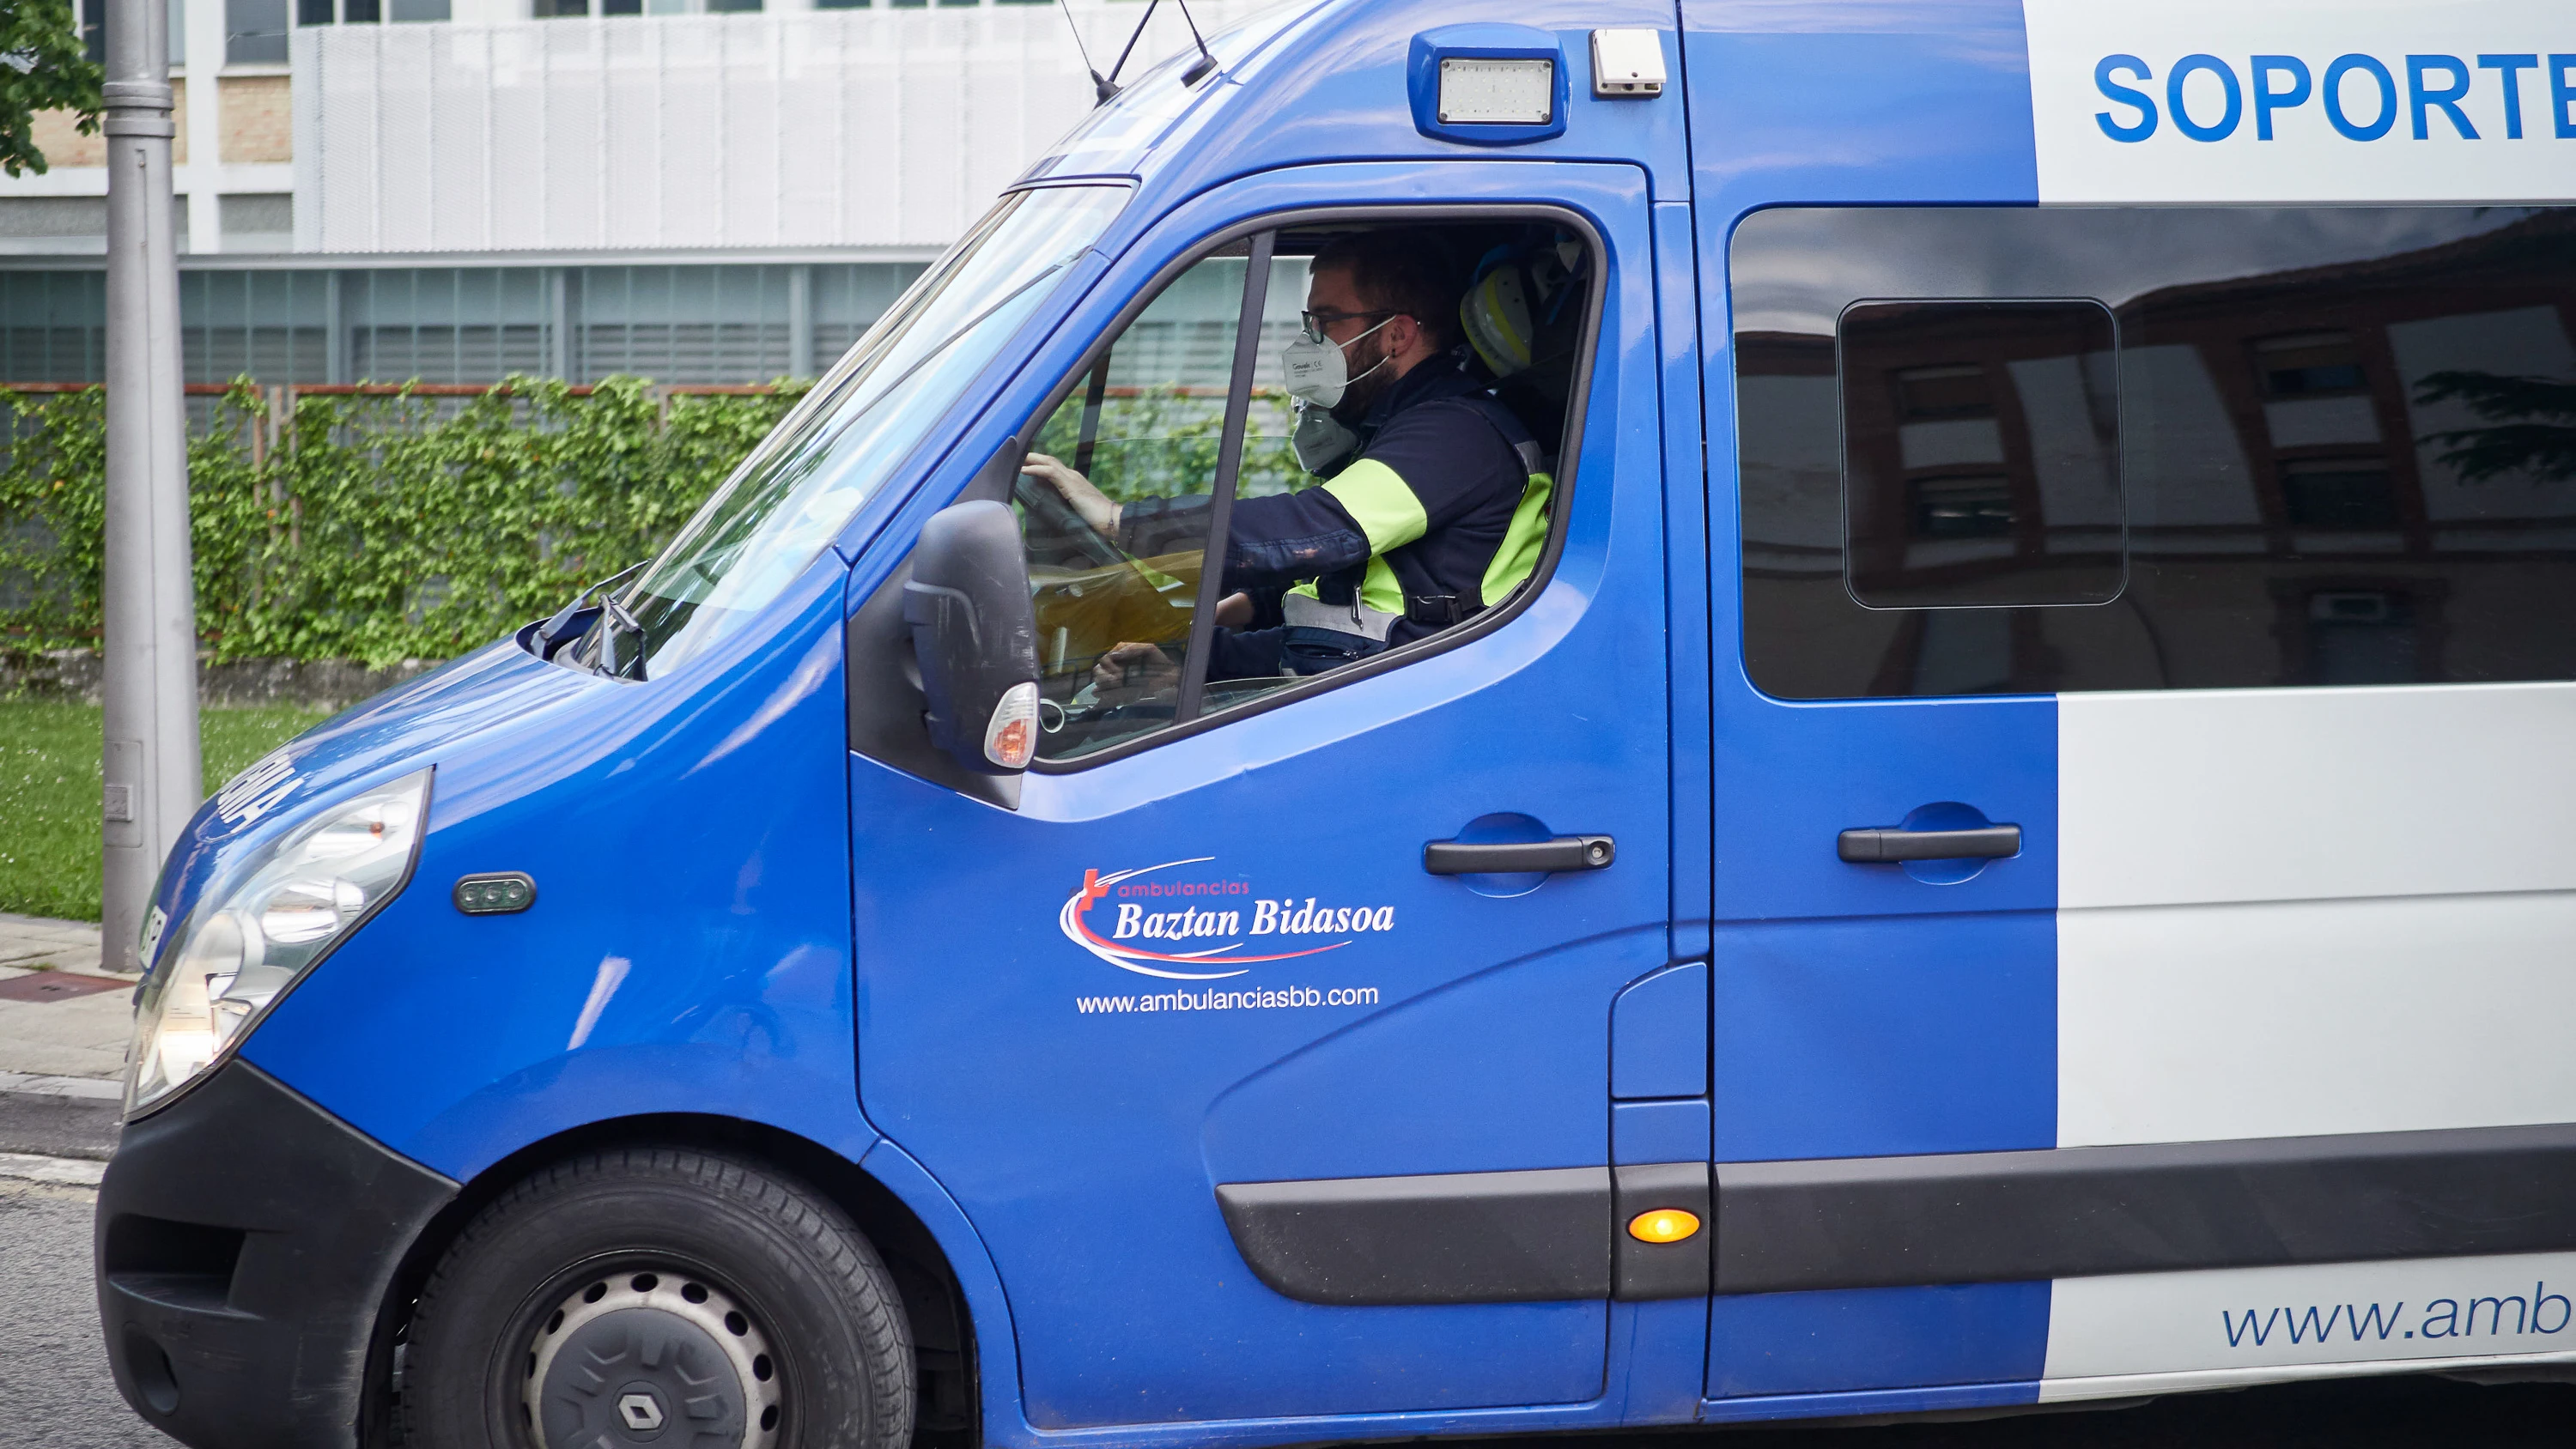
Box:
1626;1208;1701;1244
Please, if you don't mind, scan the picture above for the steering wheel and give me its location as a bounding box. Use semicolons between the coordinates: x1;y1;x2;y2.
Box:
1013;470;1127;571
1048;685;1178;741
1048;673;1301;741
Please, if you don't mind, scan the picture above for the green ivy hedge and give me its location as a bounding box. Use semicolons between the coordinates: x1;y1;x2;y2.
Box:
0;378;805;666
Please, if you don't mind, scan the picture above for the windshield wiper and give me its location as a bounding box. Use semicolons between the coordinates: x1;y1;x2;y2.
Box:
534;561;645;660
591;588;650;681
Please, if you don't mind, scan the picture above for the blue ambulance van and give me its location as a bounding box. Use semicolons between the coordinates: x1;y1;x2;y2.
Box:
97;1;2576;1445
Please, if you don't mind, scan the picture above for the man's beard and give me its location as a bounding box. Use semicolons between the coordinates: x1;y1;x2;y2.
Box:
1329;333;1396;424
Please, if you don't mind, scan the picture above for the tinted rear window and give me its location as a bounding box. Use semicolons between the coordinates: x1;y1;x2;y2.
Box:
1731;207;2576;699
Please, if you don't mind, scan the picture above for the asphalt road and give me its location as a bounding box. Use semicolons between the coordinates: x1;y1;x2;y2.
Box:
0;1178;176;1448
9;1079;2573;1449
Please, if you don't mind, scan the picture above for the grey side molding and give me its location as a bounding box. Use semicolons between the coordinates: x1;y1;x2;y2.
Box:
1718;1120;2576;1294
1217;1167;1611;1305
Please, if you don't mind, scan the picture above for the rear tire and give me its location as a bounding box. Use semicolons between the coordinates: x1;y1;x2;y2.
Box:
404;1147;914;1449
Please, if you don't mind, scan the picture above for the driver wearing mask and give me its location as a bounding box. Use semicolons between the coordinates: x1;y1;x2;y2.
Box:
1022;227;1549;689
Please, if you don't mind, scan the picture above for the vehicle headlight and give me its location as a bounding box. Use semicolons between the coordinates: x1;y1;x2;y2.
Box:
126;768;431;1117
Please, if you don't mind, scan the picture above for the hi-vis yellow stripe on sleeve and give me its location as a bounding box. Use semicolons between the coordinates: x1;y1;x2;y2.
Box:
1321;459;1428;553
1480;472;1552;607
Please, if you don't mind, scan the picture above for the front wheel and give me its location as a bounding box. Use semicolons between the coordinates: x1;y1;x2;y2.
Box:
403;1148;914;1449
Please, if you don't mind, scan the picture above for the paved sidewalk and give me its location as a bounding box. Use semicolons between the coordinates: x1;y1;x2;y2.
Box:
0;915;133;1083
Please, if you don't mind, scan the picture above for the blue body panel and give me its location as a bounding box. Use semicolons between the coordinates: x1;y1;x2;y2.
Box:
1088;0;1695;225
153;0;2125;1439
245;559;875;1180
1710;910;2056;1164
1610;960;1709;1100
1708;1282;2052;1399
144;641;594;943
1654;195;1714;963
1614;1100;1713;1165
1679;0;2056;1406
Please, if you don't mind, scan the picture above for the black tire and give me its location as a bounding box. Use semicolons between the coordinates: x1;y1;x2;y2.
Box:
403;1147;914;1449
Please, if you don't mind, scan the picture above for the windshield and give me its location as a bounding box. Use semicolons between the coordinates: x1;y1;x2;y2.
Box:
598;183;1129;677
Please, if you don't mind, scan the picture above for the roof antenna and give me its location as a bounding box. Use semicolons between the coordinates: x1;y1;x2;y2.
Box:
1173;0;1219;87
1094;0;1163;106
1054;0;1118;106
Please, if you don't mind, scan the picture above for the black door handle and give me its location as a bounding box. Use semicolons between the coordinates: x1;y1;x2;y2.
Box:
1424;835;1616;876
1838;825;2020;863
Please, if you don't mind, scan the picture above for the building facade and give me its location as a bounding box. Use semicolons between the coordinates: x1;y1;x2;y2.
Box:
1;0;1257;385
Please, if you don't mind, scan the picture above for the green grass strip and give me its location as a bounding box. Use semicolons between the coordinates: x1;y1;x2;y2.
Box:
0;699;329;923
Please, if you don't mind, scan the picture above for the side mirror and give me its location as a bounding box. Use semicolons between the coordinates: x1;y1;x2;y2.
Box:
903;500;1041;774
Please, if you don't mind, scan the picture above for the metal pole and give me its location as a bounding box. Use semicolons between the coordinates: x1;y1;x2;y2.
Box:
100;0;197;974
787;264;812;380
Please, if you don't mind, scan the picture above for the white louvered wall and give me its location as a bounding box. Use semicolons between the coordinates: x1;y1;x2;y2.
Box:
292;2;1285;256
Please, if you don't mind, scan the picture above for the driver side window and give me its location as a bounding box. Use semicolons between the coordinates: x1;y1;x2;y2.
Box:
1017;244;1305;762
1010;218;1593;767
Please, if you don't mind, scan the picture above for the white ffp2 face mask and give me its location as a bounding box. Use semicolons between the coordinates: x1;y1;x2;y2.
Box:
1279;314;1394;409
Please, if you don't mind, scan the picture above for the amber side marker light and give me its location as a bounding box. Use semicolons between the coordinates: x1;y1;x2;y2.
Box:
1627;1209;1701;1244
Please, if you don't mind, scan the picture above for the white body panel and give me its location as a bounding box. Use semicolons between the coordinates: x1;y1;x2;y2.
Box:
2024;0;2576;205
2059;891;2576;1147
2042;1252;2576;1394
2059;683;2576;1145
2054;683;2576;1381
2060;682;2576;912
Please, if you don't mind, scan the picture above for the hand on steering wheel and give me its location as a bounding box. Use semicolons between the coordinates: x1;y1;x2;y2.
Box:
1093;641;1180;694
1022;453;1123;537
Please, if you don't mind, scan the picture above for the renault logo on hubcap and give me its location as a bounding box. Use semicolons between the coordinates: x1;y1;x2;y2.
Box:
617;1391;666;1432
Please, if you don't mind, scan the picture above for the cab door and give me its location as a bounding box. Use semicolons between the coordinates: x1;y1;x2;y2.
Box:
848;164;1669;1429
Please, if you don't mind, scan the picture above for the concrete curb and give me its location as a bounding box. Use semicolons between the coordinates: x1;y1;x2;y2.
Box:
0;1150;106;1186
0;1072;123;1100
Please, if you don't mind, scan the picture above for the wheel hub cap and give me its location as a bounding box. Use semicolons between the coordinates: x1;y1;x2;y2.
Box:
525;1270;781;1448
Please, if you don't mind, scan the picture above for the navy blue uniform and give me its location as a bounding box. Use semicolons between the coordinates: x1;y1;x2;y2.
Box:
1115;358;1548;681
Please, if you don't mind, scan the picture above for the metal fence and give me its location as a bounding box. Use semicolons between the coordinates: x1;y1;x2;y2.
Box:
0;260;925;387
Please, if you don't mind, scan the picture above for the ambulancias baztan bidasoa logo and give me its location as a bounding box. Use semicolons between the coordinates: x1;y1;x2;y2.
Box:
1060;858;1396;979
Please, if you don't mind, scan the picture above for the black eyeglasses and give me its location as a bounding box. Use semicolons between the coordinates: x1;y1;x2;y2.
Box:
1300;307;1401;338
